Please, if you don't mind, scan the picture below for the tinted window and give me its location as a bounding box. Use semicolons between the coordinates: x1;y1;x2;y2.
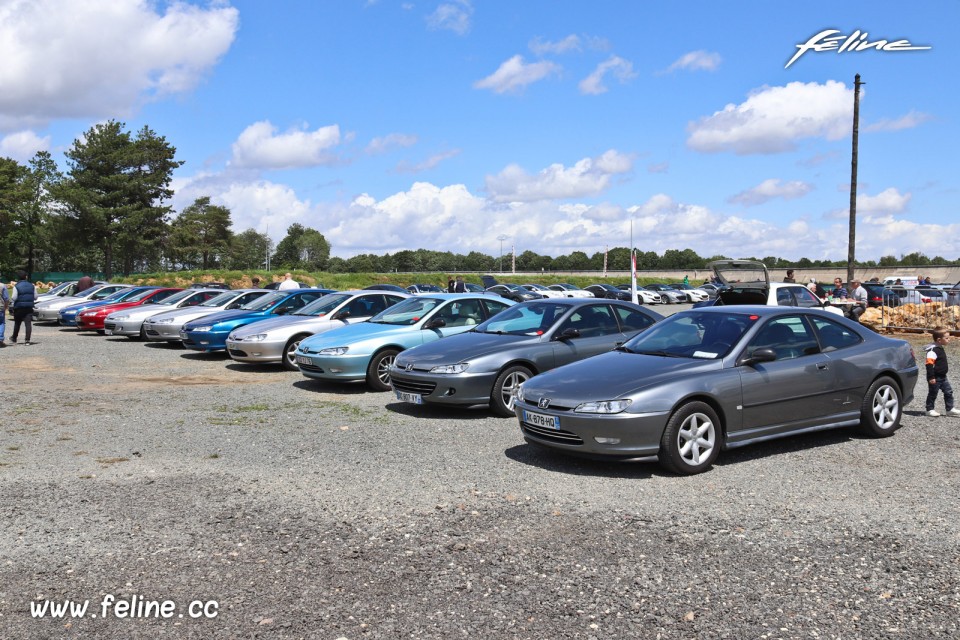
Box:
811;317;863;352
481;298;512;317
478;302;569;335
746;316;818;361
614;305;657;333
555;304;620;338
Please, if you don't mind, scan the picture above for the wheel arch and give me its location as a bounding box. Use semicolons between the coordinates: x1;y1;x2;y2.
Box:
668;393;730;440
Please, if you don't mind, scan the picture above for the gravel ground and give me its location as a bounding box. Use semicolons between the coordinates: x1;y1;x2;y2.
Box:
1;316;959;639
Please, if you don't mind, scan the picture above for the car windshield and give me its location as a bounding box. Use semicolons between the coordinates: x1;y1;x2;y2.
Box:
412;284;443;292
523;284;548;291
559;283;581;290
621;311;756;359
125;288;167;303
102;288;145;301
294;293;351;316
476;302;571;335
370;297;442;325
593;284;616;291
147;289;196;306
242;292;287;310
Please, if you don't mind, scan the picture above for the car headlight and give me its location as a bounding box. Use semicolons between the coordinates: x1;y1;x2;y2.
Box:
111;314;130;321
574;399;633;414
153;318;175;324
191;326;213;332
234;333;267;342
515;384;525;403
429;363;469;374
318;347;349;356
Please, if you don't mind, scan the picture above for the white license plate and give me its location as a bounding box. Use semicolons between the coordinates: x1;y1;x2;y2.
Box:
395;390;423;404
524;410;560;430
104;329;113;335
295;355;312;365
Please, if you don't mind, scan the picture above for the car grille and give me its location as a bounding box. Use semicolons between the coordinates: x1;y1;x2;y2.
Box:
145;329;160;336
391;378;437;395
521;423;584;445
298;363;325;374
228;349;248;358
104;323;117;331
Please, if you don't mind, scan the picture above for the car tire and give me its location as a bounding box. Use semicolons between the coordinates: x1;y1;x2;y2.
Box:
137;325;148;340
858;376;902;437
659;401;722;475
491;365;533;417
366;348;400;391
283;334;310;372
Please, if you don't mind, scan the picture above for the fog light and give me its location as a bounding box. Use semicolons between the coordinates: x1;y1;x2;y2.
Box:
444;388;456;396
329;367;343;373
594;437;621;445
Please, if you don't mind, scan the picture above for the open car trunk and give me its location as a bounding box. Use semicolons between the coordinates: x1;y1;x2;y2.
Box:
707;260;770;306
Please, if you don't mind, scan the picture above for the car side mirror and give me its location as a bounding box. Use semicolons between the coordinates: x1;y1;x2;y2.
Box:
226;302;240;309
276;306;293;315
423;317;446;329
332;310;350;321
555;327;580;340
740;347;776;367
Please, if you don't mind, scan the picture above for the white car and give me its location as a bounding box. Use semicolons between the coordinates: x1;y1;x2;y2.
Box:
546;283;595;298
104;288;225;339
706;260;844;316
142;289;271;342
615;285;663;305
669;283;710;302
521;284;567;299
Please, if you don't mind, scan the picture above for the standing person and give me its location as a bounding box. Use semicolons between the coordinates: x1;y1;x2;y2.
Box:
783;269;796;283
76;274;94;293
251;276;262;288
447;277;456;293
277;272;299;290
848;279;868;321
10;270;36;345
0;281;9;346
454;276;467;293
924;326;959;417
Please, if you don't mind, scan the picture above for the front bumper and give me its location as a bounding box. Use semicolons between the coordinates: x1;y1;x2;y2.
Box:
226;339;286;364
144;321;187;341
76;316;106;330
104;319;143;336
295;353;371;382
35;307;64;322
180;330;229;352
390;369;498;406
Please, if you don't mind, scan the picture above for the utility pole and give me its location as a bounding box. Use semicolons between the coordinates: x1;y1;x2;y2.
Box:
847;73;863;284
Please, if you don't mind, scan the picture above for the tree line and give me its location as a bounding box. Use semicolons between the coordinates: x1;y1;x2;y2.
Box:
2;120;958;279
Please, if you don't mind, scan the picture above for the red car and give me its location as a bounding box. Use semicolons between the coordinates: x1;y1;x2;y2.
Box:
76;288;183;331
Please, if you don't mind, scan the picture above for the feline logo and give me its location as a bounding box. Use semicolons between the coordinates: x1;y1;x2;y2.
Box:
786;29;931;68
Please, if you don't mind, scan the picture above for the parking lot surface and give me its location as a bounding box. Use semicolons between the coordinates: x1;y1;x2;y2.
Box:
1;320;959;639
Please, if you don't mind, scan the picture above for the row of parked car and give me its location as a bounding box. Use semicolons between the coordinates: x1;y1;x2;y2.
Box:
32;262;921;475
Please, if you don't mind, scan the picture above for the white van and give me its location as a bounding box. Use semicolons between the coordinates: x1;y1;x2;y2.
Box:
882;276;919;287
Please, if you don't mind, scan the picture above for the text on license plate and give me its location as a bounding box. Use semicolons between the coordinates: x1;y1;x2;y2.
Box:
524;410;560;430
295;355;312;365
395;390;423;404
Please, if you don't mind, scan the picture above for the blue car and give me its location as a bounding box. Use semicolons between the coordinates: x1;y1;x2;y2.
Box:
57;287;158;326
179;289;335;352
294;293;515;391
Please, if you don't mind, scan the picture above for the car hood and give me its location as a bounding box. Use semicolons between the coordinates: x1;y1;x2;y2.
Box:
231;314;343;337
708;259;769;288
148;305;229;322
185;308;271;328
109;304;174;319
400;331;541;365
520;350;724;404
299;321;418;351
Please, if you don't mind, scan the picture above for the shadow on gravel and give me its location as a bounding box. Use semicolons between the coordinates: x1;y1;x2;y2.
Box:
504;444;660;478
715;428;856;467
179;351;230;361
143;341;185;349
291;379;372;395
383;401;495;421
225;363;286;374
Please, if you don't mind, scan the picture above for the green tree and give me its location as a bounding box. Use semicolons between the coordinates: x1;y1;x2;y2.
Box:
297;228;331;270
168;197;233;269
59;121;182;277
228;228;271;270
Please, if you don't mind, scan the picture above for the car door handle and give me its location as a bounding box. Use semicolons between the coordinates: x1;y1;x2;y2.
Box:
615;341;624;346
817;363;829;370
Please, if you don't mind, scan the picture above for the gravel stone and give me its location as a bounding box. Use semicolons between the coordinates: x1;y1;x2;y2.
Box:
0;321;958;639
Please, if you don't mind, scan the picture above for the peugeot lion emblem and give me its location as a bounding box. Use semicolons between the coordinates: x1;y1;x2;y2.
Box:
538;398;551;409
405;363;414;372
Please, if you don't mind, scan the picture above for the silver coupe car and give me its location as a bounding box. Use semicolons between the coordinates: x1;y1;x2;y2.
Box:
104;288;225;338
226;290;409;370
390;299;663;416
514;306;918;475
142;289;270;342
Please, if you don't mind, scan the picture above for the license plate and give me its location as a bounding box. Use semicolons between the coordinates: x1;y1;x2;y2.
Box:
523;410;560;430
395;390;423;404
295;355;312;365
104;329;113;336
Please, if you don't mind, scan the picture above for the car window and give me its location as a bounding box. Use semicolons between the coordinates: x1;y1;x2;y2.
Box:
614;305;657;333
746;316;818;361
775;287;794;306
810;317;863;352
372;297;442;325
478;302;568;335
555;304;620;338
791;286;824;308
481;298;512;317
433;299;485;327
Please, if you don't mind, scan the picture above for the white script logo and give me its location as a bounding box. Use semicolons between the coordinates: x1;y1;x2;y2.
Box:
786;29;931;68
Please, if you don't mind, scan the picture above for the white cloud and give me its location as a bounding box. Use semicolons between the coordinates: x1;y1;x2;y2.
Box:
395;149;461;173
426;0;473;36
864;110;933;132
578;55;637;95
687;80;853;154
857;188;911;216
0;0;238;130
529;35;581;56
485;150;634;202
664;50;722;73
647;162;669;174
473;55;561;94
728;178;814;206
230;121;342;170
366;133;418;155
0;130;50;161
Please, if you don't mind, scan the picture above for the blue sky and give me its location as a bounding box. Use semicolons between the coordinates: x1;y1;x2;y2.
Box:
0;0;956;263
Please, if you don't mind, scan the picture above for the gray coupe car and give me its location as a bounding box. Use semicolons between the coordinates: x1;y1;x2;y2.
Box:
390;299;664;416
226;290;409;370
142;289;271;342
514;306;919;475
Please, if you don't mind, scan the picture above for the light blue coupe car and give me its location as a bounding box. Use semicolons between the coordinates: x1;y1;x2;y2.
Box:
294;293;515;390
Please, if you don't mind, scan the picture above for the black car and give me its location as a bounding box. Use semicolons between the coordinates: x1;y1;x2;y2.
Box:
486;284;544;302
862;283;901;308
585;283;631;301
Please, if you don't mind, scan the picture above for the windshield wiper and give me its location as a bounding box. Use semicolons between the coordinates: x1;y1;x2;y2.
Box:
636;349;682;358
614;345;635;353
